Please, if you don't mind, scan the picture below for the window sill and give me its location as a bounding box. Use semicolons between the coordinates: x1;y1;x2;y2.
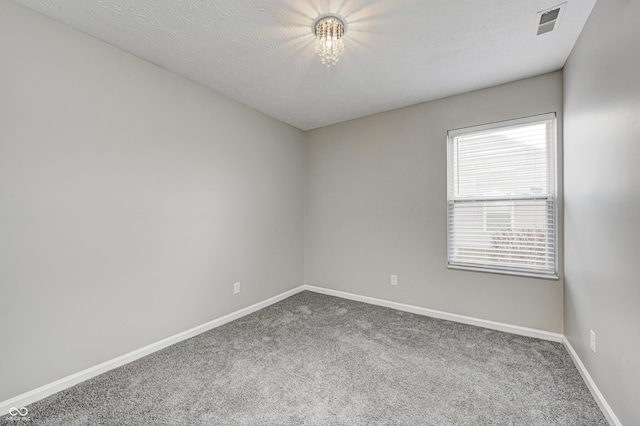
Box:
448;264;559;281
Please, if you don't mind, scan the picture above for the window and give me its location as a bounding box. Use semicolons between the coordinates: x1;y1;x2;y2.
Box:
447;113;557;279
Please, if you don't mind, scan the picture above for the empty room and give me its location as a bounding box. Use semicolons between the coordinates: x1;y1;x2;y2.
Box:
1;0;638;424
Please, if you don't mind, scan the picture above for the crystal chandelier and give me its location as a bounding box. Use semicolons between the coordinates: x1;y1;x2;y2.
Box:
313;14;346;67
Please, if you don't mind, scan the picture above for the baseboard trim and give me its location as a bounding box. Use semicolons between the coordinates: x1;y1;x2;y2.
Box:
2;284;619;426
305;285;622;424
0;285;306;416
562;336;621;426
303;285;564;342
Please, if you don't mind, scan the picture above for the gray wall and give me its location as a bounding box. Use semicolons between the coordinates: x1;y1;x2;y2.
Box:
305;72;564;332
563;0;640;424
0;0;305;402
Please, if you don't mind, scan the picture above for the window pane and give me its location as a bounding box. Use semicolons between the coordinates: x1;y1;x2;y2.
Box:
452;122;554;198
449;199;554;273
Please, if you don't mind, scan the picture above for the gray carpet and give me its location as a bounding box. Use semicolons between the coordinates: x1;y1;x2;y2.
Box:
3;291;607;425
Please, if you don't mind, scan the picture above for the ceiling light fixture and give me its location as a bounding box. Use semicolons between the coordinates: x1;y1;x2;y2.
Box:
312;14;347;67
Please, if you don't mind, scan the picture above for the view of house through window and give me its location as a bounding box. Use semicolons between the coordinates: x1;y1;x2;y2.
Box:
447;113;557;278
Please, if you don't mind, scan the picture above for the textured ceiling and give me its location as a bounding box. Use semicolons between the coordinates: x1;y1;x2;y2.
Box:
13;0;597;130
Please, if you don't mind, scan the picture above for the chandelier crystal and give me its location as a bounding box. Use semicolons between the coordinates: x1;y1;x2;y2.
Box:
313;15;346;67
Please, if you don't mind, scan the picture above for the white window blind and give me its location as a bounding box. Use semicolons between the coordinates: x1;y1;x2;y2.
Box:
447;113;557;278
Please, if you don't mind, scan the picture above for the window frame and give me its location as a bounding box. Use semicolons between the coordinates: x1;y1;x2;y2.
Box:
446;113;559;280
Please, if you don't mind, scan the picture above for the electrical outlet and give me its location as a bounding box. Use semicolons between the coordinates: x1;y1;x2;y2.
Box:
390;275;398;286
233;282;240;294
590;330;596;353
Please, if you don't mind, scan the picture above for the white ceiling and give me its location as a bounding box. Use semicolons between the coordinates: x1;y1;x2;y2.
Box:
14;0;596;130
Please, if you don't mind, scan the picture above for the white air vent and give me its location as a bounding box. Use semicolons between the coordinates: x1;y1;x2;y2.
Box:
535;3;566;36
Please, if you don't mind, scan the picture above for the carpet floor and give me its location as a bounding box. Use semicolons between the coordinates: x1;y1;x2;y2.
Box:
3;291;607;425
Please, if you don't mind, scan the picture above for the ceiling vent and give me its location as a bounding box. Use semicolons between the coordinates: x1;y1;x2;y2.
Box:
535;3;566;36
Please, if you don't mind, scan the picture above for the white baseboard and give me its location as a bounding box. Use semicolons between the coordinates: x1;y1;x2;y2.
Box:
303;285;564;342
305;285;621;425
2;284;619;426
562;336;621;426
0;285;306;416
